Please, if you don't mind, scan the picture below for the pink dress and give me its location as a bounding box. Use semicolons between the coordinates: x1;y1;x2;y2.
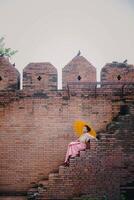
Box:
65;133;93;162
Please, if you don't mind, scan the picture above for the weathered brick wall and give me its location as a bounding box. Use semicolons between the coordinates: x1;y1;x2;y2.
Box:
0;57;20;90
62;55;96;88
0;89;121;192
23;63;57;91
101;62;134;83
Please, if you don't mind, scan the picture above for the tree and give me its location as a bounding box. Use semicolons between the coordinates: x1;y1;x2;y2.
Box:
0;37;18;57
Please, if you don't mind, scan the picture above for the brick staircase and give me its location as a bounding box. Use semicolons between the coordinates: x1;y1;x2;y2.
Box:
27;146;99;200
27;104;134;200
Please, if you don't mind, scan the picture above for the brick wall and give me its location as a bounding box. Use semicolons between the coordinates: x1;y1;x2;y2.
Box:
0;88;122;192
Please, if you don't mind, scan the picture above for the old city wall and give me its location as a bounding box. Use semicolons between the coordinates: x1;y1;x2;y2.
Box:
0;56;134;194
0;88;121;192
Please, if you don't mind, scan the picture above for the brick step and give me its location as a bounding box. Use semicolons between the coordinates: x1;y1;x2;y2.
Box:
34;180;51;199
36;148;91;198
34;140;116;199
80;150;86;157
49;172;60;179
38;179;49;191
38;179;49;186
130;111;134;115
49;168;59;174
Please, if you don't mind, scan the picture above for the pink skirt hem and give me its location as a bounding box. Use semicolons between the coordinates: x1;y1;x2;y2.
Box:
65;141;86;162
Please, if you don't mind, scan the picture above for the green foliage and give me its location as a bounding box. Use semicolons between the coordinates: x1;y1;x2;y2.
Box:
0;37;18;57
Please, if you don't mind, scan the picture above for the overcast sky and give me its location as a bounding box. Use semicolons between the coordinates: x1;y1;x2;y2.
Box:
0;0;134;88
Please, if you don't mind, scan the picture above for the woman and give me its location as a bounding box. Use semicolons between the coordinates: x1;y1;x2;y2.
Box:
65;124;97;165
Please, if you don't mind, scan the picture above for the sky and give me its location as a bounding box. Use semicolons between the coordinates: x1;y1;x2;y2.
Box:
0;0;134;89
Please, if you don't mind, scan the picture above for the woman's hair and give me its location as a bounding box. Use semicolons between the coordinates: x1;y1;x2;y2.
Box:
84;125;91;132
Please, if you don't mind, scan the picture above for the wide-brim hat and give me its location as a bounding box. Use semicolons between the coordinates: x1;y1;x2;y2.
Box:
73;120;96;138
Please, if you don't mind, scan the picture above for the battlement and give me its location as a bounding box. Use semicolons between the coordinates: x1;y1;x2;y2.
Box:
0;55;134;92
0;82;134;106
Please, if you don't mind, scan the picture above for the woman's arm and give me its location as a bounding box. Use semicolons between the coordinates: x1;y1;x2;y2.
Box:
87;133;98;141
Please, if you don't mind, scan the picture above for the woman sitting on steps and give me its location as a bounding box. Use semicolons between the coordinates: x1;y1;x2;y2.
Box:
64;120;98;166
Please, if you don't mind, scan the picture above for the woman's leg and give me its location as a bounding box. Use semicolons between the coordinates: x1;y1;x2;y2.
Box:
65;142;86;163
65;144;72;163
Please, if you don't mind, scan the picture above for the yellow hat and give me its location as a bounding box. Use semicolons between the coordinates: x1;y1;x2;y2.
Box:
73;120;96;138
